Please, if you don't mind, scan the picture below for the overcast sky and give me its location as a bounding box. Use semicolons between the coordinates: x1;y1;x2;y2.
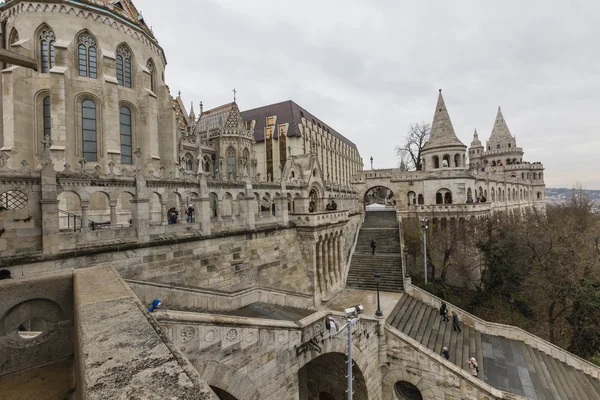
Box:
141;0;600;189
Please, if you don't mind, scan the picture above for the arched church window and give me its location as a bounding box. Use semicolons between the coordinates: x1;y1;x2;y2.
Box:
77;32;97;78
184;154;193;171
417;194;424;204
43;96;51;139
40;26;55;73
226;147;236;180
82;99;97;162
119;106;132;164
146;59;156;92
432;156;440;169
116;45;132;88
496;143;500;149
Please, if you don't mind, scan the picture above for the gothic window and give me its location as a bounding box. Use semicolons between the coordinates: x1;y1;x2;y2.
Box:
77;33;97;78
43;96;51;139
266;127;273;179
146;59;156;92
119;106;132;164
40;27;55;73
496;143;500;149
226;147;236;179
116;45;132;88
184;154;193;171
82;99;97;162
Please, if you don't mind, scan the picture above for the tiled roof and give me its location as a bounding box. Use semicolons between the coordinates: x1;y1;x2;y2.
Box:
76;0;156;41
422;91;466;151
241;100;358;150
193;102;236;135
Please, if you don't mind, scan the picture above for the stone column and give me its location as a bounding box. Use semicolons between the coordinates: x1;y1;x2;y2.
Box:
161;202;167;225
40;163;61;254
195;196;212;235
316;240;324;295
131;199;150;242
322;237;329;292
332;234;339;283
217;198;223;221
337;236;344;282
80;201;89;230
275;195;289;226
328;236;336;286
109;200;117;225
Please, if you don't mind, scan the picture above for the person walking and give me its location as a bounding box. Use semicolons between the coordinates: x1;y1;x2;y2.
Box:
467;357;479;377
441;346;450;360
370;239;377;255
148;299;163;312
186;204;194;223
440;302;449;322
452;311;462;333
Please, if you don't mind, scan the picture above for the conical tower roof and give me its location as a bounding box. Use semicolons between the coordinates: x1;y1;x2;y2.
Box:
470;129;483;147
422;90;466;152
488;107;514;142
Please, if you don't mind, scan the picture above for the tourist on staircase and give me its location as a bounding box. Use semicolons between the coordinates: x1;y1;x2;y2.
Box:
441;347;450;360
467;357;479;378
370;239;377;255
452;311;462;333
440;302;449;322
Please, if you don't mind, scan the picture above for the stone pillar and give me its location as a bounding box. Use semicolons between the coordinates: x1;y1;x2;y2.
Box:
327;237;336;286
332;235;340;283
161;202;167;225
337;236;344;282
80;201;89;230
217;199;223;222
316;240;324;295
40;163;61;254
243;188;256;230
109;200;117;225
131;199;150;242
275;195;289;226
322;237;329;292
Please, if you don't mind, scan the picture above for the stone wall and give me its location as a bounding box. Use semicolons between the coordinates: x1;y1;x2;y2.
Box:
0;269;73;376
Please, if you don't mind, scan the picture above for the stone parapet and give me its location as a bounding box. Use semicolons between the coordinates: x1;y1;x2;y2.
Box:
290;210;349;227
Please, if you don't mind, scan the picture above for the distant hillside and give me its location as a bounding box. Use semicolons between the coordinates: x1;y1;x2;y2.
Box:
546;188;600;202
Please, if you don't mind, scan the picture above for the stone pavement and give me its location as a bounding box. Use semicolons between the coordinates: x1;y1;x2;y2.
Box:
0;358;73;400
321;288;403;318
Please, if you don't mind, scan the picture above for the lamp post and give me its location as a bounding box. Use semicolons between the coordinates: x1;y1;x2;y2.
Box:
374;269;383;317
331;305;364;400
422;218;429;284
370;156;373;170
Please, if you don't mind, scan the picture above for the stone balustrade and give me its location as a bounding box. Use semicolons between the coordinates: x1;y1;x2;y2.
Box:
290;210;349;227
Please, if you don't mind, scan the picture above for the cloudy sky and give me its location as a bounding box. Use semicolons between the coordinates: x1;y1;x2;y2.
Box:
141;0;599;189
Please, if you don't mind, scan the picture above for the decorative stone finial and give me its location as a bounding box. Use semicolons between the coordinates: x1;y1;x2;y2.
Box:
78;158;87;172
233;88;237;102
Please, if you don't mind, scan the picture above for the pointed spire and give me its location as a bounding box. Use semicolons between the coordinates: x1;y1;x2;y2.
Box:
422;89;465;151
489;106;513;140
189;102;195;121
199;101;203;114
470;128;482;147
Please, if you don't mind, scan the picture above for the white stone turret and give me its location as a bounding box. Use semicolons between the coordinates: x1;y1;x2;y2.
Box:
421;90;467;171
468;129;484;170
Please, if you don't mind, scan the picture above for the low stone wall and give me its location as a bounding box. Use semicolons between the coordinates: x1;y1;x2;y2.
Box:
127;279;315;312
384;325;526;400
0;269;73;377
406;284;600;380
73;266;218;400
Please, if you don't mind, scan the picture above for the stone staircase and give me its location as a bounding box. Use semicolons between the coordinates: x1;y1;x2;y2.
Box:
387;295;600;400
346;211;403;293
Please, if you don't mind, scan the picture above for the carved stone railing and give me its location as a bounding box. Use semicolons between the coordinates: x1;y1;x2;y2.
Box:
290;210;349;227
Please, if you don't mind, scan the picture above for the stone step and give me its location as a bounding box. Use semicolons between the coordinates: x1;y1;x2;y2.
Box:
385;294;600;400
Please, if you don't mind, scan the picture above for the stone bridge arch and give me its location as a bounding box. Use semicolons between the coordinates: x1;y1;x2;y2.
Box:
382;367;435;399
191;360;260;400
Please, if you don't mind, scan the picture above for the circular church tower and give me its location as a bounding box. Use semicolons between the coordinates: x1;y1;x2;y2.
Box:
0;0;177;173
421;90;467;171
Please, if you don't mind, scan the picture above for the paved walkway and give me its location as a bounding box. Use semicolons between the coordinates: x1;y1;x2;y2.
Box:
322;288;403;318
0;358;73;400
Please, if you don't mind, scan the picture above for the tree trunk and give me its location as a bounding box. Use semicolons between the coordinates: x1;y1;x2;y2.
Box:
548;301;556;344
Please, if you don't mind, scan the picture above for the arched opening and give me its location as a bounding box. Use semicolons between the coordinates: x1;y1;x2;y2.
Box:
432;155;439;169
149;192;162;224
394;381;423;400
298;353;367;400
364;186;395;211
88;191;110;224
210;386;238;400
466;187;473;203
309;189;319;213
407;191;416;206
435;192;443;204
116;192;134;226
454;153;460;167
442;154;450;167
417;194;424;205
57;191;81;230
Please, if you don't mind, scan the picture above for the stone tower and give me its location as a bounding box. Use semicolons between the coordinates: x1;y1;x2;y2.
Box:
421;90;467;171
0;0;177;173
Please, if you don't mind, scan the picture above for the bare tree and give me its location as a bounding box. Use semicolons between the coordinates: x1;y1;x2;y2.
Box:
395;122;430;171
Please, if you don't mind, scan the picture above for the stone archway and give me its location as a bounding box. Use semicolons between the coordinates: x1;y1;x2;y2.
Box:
298;352;368;400
395;381;423;400
364;185;396;211
192;360;260;400
211;386;239;400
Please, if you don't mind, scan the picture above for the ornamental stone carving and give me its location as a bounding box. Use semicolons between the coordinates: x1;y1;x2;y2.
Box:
225;328;238;342
180;326;195;344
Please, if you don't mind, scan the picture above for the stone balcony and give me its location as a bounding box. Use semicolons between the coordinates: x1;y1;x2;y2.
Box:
290;210;349;227
407;203;493;214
